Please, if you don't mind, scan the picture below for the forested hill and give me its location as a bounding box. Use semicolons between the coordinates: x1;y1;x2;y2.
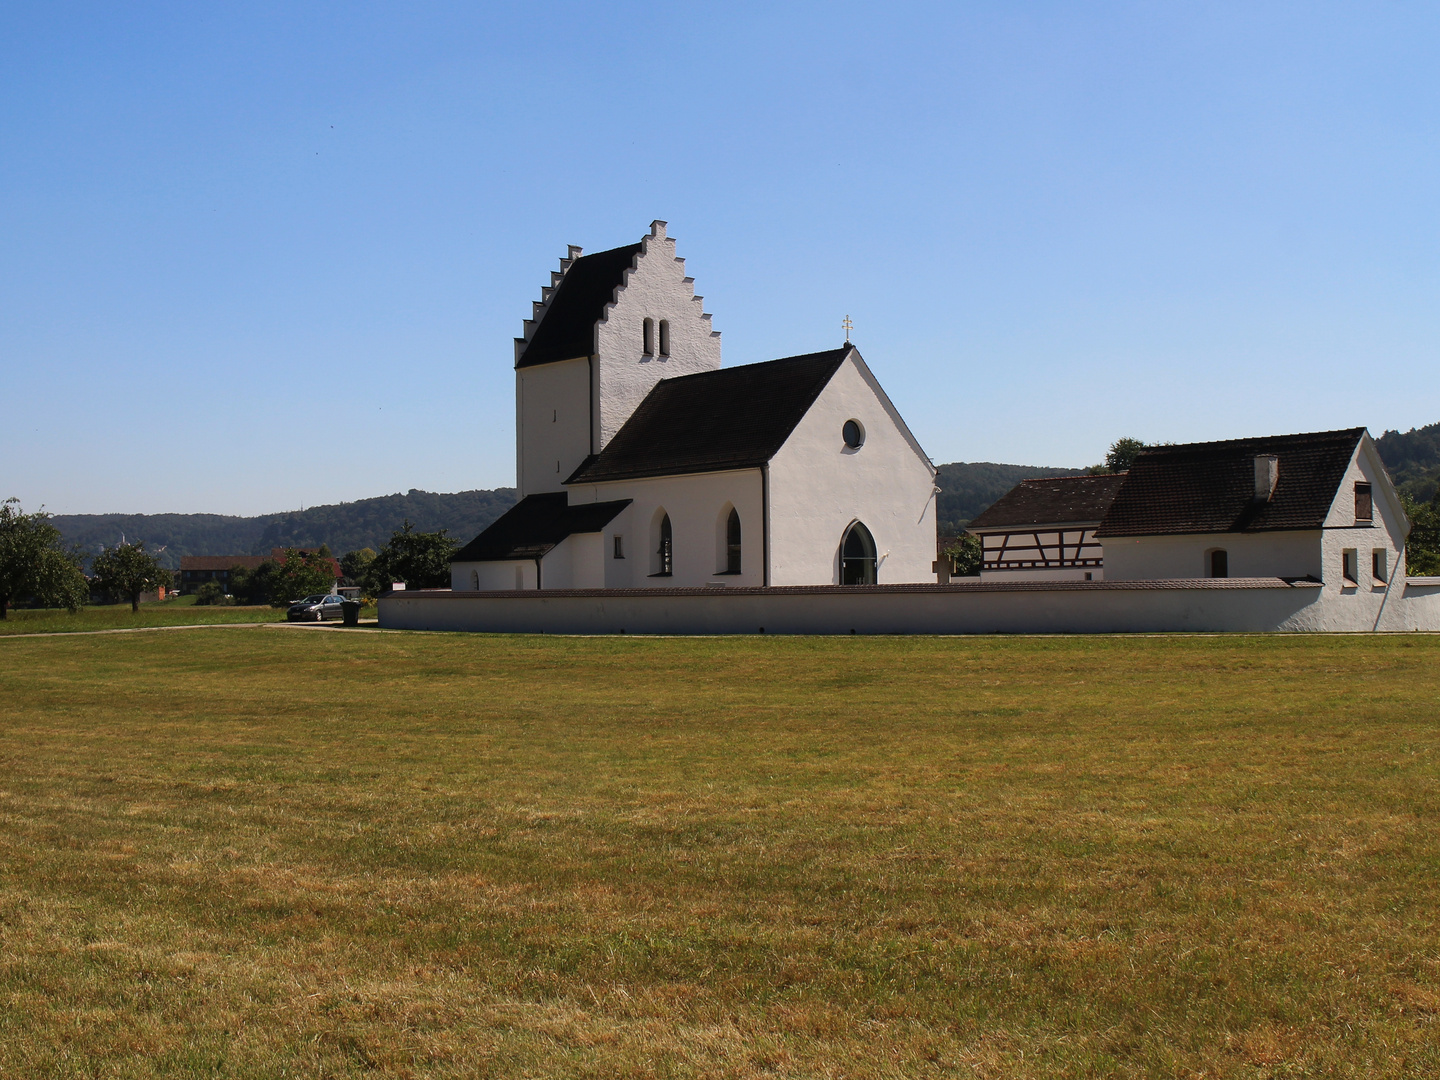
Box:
52;488;518;570
1376;423;1440;503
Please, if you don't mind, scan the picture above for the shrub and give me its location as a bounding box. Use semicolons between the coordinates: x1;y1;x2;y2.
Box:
194;581;228;606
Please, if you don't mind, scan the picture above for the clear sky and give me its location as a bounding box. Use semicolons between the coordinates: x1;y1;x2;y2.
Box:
4;2;1437;516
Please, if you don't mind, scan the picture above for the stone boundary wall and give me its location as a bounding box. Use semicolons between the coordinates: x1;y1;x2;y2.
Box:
380;578;1440;635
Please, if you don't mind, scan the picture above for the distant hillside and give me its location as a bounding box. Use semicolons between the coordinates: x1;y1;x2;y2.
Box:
1376;423;1440;503
935;461;1085;535
53;488;518;570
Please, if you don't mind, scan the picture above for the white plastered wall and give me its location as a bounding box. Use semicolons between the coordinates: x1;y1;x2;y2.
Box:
1103;530;1323;581
537;531;606;590
453;560;536;591
567;470;765;588
592;222;720;451
767;353;936;585
516;358;591;497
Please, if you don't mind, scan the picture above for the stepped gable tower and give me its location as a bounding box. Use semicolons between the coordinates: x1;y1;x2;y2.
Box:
513;221;721;497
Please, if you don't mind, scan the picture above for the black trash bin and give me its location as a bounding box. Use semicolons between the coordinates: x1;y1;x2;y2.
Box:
341;599;361;627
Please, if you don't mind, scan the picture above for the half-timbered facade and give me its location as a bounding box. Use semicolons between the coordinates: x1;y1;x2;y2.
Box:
965;474;1126;581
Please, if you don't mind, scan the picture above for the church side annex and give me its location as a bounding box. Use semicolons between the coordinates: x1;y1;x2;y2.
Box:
381;222;1440;635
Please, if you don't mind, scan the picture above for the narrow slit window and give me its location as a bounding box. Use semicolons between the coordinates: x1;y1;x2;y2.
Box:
642;317;655;356
1373;548;1387;582
726;508;741;574
1342;548;1358;583
1355;482;1373;522
613;535;624;559
658;319;670;356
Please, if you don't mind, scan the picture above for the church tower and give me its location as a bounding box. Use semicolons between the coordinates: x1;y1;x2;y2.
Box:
513;221;721;497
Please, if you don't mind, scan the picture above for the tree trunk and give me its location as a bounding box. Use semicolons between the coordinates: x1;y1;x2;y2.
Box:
131;593;140;613
0;594;8;620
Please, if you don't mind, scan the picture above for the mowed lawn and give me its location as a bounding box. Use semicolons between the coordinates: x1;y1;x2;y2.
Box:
1;631;1438;1078
0;602;288;635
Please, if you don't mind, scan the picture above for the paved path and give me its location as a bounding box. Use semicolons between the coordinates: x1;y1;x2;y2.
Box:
0;620;383;640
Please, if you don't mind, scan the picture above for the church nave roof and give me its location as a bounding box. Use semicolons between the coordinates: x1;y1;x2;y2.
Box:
565;347;853;485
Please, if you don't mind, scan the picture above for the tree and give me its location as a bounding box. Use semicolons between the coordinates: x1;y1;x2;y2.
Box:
267;548;339;607
363;521;458;595
340;547;377;581
91;542;173;613
1403;494;1440;577
1088;437;1147;475
941;534;983;577
0;499;89;618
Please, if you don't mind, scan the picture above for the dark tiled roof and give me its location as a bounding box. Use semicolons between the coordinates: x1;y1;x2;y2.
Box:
451;492;631;562
515;243;642;369
566;347;851;484
1096;428;1365;538
967;474;1128;531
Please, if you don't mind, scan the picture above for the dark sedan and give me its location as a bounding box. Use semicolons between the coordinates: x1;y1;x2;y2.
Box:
287;594;346;622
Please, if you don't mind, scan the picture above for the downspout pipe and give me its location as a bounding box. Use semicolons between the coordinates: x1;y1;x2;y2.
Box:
761;464;770;587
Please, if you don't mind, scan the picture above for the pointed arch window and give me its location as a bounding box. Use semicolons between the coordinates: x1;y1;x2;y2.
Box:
642;317;655;356
725;508;741;574
653;512;673;577
841;522;877;585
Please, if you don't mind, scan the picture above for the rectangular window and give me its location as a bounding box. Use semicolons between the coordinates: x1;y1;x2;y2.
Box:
1342;548;1358;584
613;535;624;559
1373;549;1387;583
1355;482;1372;522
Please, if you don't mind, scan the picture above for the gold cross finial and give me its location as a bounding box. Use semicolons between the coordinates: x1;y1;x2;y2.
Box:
842;315;853;342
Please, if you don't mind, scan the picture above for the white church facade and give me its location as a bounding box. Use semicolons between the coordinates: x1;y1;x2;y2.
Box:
449;221;938;593
379;222;1440;635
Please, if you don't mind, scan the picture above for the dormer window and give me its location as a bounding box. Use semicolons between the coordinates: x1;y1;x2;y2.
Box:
642;318;655;356
658;319;670;357
1355;482;1372;523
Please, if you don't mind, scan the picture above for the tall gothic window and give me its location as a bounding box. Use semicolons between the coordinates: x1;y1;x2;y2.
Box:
726;508;742;574
841;522;877;585
655;513;673;576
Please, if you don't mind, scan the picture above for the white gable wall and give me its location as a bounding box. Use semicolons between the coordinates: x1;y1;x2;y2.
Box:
767;355;936;585
568;470;765;588
1318;435;1409;597
592;223;721;452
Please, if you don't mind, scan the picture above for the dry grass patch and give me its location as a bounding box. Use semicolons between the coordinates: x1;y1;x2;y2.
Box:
0;629;1438;1077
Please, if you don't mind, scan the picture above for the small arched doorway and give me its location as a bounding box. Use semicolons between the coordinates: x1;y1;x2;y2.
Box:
841;521;877;585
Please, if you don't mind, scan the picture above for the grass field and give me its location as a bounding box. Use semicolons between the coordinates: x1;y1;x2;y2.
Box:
0;600;288;635
1;629;1438;1078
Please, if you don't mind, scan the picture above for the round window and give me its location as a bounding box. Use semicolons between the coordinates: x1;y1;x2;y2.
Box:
843;419;865;449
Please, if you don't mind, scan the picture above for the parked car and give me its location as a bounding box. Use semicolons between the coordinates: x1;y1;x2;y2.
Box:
287;594;346;622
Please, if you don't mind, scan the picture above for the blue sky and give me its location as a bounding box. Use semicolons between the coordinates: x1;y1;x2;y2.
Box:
3;2;1437;515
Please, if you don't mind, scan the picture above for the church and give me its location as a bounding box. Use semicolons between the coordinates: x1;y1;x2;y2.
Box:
379;222;1440;635
449;221;938;591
